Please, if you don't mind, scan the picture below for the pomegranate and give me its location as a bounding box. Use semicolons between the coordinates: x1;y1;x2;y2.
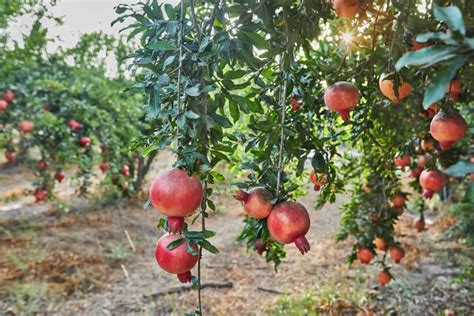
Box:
154;234;198;283
427;103;441;119
357;247;374;264
19;120;33;133
419;169;446;199
54;171;65;183
394;155;410;168
79;136;91;147
267;201;311;254
378;271;391;287
411;39;429;51
310;171;328;191
331;0;360;18
421;139;434;151
3;89;14;103
0;100;7;111
374;237;386;251
100;162;110;173
323;81;360;121
150;168;203;217
290;96;301;112
35;189;47;202
414;217;425;232
389;245;405;264
36;161;48;170
254;239;267;255
417;154;429;168
446;80;462;101
430;111;467;150
379;73;412;103
234;187;274;219
392;207;404;217
5;151;16;162
121;165;130;177
67;120;81;131
391;195;405;208
410;166;423;178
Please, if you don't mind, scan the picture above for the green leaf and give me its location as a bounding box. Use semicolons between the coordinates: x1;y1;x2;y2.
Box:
229;99;240;122
433;4;465;35
164;4;176;20
149;40;176;51
186;240;198;256
224;69;247;80
143;199;151;210
185;85;201;97
311;152;327;172
422;54;469;108
239;30;271;50
395;46;457;70
167;238;184;250
444;161;474;177
184;111;200;119
201;240;219;254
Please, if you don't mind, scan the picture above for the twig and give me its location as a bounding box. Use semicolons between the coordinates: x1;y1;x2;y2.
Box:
121;264;130;281
124;230;136;252
189;0;202;40
257;287;285;295
144;281;233;300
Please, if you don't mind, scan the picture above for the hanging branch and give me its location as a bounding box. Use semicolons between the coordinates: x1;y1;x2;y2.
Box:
176;0;186;145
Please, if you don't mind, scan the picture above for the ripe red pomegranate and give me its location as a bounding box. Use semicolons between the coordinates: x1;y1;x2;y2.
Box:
254;239;267;255
379;73;412;103
150;168;203;218
35;189;47;202
430;111;467;150
121;165;130;177
5;151;16;162
419;169;446;199
36;161;48;170
410;166;423;178
290;96;301;112
234;187;274;219
414;217;425;232
0;100;7;111
389;245;405;264
447;80;462;101
54;171;65;183
357;247;374;264
378;271;391;287
99;162;110;173
267;201;311;254
155;234;198;283
331;0;360;18
323;81;360;121
67;120;81;131
394;155;410;168
79;136;91;147
3;89;15;103
391;195;405;208
374;238;386;251
19;120;33;133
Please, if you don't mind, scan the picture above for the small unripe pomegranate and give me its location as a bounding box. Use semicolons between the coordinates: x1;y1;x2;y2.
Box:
391;195;405;208
67;120;81;131
54;171;65;183
19;120;33;133
446;80;462;101
234;187;274;219
378;271;391;287
413;217;425;232
254;239;267;255
121;165;130;177
35;189;47;202
331;0;360;18
3;89;15;103
0;100;7;111
374;238;386;251
5;151;16;162
417;154;429;168
389;245;405;264
430;111;467;150
410;166;423;178
358;247;374;264
267;201;311;254
394;155;410;168
79;136;91;147
99;162;110;173
419;169;446;199
379;73;412;103
324;81;360;121
36;161;48;170
155;234;198;283
150;168;203;217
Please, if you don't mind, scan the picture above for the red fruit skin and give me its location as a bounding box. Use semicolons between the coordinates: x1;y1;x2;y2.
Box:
0;100;7;111
378;271;391;287
430;111;467;150
234;187;274;219
121;165;130;177
150;168;203;217
254;239;266;255
67;120;81;131
374;238;386;251
54;171;65;183
414;218;425;232
267;201;311;254
447;80;462;100
100;162;110;173
419;170;446;199
3;89;15;103
79;137;91;147
324;81;360;121
167;216;184;234
389;245;405;264
155;234;198;283
35;190;47;202
410;166;423;178
358;248;374;264
417;155;429;168
5;151;16;162
331;0;360;18
394;155;410;168
37;161;48;170
391;195;406;208
411;39;429;51
19;120;33;133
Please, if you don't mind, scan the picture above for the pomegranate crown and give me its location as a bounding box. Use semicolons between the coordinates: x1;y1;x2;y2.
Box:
233;189;249;201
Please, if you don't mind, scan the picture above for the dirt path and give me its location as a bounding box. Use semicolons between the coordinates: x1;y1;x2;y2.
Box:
1;161;473;315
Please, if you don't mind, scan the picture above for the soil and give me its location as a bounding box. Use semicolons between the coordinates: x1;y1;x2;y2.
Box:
0;154;473;315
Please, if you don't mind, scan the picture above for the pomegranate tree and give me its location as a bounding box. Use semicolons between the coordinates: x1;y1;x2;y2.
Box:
234;187;274;219
154;234;198;283
419;169;446;199
267;201;311;254
429;111;467;150
323;81;360;121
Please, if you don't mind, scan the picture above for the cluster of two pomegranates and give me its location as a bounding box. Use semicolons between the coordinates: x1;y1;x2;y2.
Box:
234;187;311;255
